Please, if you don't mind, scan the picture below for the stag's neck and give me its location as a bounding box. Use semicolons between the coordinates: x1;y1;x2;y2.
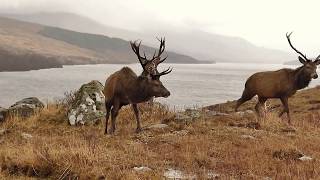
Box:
128;76;153;103
292;66;312;90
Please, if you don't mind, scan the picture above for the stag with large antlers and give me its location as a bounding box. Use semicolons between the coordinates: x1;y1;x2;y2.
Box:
103;38;172;134
235;32;320;124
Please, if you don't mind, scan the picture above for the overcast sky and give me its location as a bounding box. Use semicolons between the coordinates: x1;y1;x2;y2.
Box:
1;0;320;56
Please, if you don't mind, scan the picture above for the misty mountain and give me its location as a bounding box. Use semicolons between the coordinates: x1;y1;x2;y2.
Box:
0;16;202;71
2;12;295;63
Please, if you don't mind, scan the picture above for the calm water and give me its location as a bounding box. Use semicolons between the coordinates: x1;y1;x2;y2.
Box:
1;63;319;109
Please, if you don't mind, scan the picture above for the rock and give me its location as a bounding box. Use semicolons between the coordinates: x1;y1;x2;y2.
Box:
185;109;201;119
246;122;261;130
241;135;255;140
205;110;229;117
272;149;303;160
281;127;297;133
21;132;33;139
174;113;193;124
147;123;168;129
298;155;313;161
207;171;220;178
68;80;105;125
0;107;7;121
133;166;152;172
0;129;8;136
163;169;196;179
173;130;189;136
8;97;44;118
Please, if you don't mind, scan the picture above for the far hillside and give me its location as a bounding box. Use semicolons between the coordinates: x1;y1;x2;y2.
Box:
0;17;204;72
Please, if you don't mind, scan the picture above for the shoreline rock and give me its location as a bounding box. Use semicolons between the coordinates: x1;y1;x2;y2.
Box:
68;80;105;125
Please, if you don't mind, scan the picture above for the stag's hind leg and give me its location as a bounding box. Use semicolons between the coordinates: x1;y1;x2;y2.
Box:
279;97;291;124
235;88;255;111
132;104;142;133
104;100;112;134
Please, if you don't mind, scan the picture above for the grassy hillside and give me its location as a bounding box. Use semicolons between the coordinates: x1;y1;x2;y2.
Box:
0;17;202;71
1;87;320;179
2;12;294;63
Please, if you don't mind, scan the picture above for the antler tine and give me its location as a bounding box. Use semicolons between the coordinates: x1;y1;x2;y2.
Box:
130;40;149;67
155;67;173;76
286;32;308;61
315;54;320;61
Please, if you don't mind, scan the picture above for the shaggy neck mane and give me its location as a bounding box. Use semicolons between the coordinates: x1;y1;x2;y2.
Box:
294;66;312;90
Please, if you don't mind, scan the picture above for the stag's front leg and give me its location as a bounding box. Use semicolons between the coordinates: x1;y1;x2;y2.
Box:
132;104;142;133
255;97;267;118
279;97;291;124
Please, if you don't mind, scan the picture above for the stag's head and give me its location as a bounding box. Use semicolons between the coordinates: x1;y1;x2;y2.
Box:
130;38;170;76
130;38;172;98
286;32;320;79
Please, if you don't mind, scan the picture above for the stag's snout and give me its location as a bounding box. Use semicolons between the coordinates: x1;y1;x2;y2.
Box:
312;73;318;79
163;90;171;98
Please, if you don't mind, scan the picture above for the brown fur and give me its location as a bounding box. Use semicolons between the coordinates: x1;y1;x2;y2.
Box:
235;62;318;124
104;67;170;134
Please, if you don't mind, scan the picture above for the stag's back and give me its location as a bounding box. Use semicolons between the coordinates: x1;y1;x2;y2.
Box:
104;67;137;100
245;68;295;98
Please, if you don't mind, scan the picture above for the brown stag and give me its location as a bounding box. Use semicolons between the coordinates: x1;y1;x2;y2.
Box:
235;32;320;124
103;38;172;134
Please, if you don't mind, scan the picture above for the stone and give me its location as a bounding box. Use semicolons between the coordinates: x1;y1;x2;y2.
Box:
246;122;261;130
163;169;196;179
133;166;152;172
207;171;220;178
185;109;201;119
173;130;189;136
8;97;44;118
298;155;313;161
281;127;297;133
204;110;229;117
174;113;192;123
21;132;33;139
68;80;105;125
241;135;255;140
147;123;169;129
272;149;303;160
0;129;7;136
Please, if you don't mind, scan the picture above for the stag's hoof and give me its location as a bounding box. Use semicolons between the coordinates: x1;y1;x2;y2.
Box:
108;128;115;135
135;128;142;133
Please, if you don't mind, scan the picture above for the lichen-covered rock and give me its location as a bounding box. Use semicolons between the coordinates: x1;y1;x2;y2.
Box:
68;80;105;125
8;97;44;118
0;107;7;121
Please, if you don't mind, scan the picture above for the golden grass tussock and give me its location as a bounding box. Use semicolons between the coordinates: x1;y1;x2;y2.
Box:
1;87;320;179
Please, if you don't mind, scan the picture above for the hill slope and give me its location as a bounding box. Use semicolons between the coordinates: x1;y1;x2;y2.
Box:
2;12;295;63
0;16;202;71
1;86;320;179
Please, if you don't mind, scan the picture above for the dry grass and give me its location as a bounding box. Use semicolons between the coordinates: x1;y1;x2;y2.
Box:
1;88;320;179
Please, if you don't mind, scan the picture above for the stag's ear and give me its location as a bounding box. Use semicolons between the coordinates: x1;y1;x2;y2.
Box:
314;60;320;65
298;56;306;64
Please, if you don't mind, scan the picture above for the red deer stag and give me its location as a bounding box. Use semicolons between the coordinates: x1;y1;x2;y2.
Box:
104;38;172;134
235;32;320;124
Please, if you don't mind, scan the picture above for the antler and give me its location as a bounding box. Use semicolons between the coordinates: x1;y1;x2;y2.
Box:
152;67;173;77
286;32;309;61
130;40;150;69
152;37;168;65
315;54;320;61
